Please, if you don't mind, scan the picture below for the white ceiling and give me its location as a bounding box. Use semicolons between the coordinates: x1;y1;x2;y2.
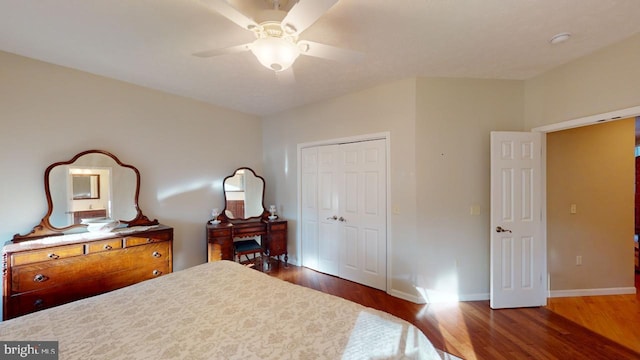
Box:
1;0;639;116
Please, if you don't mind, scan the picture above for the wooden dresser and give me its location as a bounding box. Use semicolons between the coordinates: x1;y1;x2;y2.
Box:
2;225;173;320
207;219;287;265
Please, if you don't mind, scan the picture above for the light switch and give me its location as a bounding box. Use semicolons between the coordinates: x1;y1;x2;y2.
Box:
470;205;480;216
570;204;577;214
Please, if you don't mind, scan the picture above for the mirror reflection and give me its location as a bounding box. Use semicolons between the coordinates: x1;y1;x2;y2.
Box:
223;168;265;220
48;152;138;228
72;174;100;200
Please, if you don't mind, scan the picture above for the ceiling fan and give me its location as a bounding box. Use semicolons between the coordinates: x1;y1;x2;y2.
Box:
194;0;363;79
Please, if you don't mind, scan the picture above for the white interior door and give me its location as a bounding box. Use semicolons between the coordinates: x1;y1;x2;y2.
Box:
490;131;546;309
316;145;341;276
338;140;387;290
300;138;387;290
301;147;319;270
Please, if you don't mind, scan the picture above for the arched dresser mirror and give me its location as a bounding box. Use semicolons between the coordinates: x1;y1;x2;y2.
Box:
13;149;158;241
220;167;268;222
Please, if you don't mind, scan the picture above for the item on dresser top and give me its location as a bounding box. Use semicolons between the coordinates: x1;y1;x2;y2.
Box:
268;204;277;220
81;217;120;232
210;208;221;225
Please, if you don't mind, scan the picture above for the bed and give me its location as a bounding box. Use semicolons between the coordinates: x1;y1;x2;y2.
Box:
0;260;453;359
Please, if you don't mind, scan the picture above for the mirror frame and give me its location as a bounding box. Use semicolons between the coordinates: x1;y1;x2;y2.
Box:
13;150;158;242
218;167;268;223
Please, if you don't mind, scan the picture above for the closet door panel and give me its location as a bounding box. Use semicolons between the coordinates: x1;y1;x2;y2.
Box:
317;145;340;276
301;148;319;270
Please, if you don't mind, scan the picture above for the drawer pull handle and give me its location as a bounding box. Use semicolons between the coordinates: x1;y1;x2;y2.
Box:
104;244;113;250
152;251;162;258
152;269;162;276
147;238;153;243
33;299;44;308
33;274;48;282
48;253;59;259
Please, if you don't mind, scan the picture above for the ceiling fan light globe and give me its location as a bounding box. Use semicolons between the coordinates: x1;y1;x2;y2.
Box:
250;37;300;72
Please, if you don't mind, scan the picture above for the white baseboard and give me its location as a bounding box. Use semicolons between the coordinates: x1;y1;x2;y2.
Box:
549;286;637;298
387;289;427;304
458;293;490;302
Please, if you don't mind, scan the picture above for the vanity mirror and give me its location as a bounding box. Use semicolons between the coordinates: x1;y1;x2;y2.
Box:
13;150;158;241
220;167;267;222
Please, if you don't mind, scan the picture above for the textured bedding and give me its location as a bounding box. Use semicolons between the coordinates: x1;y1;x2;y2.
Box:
0;260;447;359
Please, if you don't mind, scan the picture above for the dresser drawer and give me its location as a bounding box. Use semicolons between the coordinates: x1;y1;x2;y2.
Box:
124;235;170;247
11;242;171;293
6;261;171;319
86;238;123;253
11;244;84;266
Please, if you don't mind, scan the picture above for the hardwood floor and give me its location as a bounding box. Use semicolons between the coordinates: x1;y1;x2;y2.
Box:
546;272;640;355
261;260;640;360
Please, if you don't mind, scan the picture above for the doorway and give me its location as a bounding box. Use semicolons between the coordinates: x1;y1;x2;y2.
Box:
533;107;640;297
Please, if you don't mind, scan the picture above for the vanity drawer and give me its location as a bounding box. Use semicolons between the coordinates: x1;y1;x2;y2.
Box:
86;238;123;253
208;227;232;238
11;244;85;266
269;223;287;232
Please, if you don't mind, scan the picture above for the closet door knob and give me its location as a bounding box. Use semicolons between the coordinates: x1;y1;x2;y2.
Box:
326;216;338;220
338;217;346;222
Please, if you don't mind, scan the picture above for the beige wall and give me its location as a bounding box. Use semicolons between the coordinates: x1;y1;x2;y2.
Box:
525;33;640;129
0;51;262;273
415;78;524;299
546;119;635;291
262;77;526;301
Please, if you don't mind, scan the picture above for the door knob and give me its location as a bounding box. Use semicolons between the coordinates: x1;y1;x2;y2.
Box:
496;226;512;233
326;215;338;220
338;216;346;222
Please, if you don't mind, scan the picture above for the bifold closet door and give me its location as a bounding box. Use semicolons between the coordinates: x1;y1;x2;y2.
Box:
301;139;387;290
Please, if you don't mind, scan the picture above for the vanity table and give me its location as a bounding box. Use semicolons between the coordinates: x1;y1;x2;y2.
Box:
206;168;287;266
207;219;287;264
3;150;172;320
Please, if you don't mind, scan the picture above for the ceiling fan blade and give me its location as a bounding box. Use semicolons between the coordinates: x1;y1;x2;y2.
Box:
298;40;364;63
281;0;339;35
276;67;296;85
200;0;258;31
193;43;251;58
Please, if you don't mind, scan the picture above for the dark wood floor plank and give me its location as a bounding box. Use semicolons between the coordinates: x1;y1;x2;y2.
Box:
261;260;640;360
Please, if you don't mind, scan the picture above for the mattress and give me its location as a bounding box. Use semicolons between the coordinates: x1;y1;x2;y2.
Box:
0;260;449;359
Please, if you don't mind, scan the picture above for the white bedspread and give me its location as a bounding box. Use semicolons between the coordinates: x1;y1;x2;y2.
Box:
0;261;448;359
